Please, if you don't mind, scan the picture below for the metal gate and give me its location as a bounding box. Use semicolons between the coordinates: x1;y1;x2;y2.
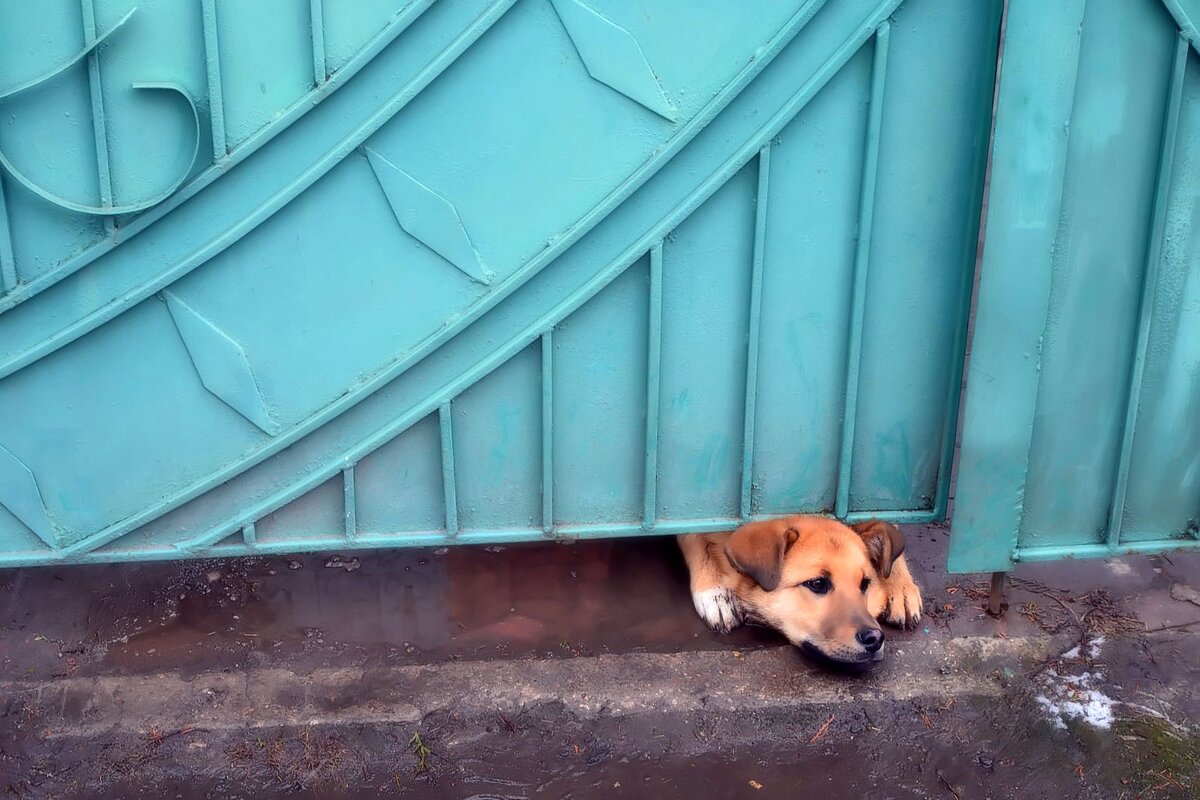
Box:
0;0;1001;567
950;0;1200;573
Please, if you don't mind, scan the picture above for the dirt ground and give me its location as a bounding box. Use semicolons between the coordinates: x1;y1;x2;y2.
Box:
2;524;1198;798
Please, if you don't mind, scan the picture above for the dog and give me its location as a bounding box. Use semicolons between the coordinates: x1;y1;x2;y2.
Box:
677;516;923;664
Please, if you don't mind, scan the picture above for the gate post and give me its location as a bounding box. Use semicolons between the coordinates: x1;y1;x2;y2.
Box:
987;571;1007;616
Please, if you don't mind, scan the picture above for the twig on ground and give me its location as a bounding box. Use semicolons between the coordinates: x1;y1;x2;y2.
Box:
936;769;962;800
808;714;835;744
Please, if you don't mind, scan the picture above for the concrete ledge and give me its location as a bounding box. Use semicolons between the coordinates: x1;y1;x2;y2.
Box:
6;635;1058;739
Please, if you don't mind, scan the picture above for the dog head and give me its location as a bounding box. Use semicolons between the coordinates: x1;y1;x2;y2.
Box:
724;516;905;664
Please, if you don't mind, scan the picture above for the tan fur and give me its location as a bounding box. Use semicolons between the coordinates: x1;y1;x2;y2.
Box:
678;515;923;664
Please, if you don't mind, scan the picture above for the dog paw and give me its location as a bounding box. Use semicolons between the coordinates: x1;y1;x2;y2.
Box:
692;587;742;634
883;577;923;630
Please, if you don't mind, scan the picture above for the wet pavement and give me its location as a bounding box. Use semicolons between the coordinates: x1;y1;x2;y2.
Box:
2;524;1199;798
2;523;1195;681
2;533;775;682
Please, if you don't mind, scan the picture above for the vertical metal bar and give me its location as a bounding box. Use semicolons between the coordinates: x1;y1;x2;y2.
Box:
439;403;458;537
642;242;664;529
931;0;1005;522
81;0;115;231
835;22;889;520
242;520;256;546
309;0;327;85
541;331;555;535
0;175;15;292
342;465;357;539
1105;34;1189;549
201;0;227;159
740;143;771;520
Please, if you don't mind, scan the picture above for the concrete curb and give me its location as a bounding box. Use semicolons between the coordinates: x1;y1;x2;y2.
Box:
4;635;1059;738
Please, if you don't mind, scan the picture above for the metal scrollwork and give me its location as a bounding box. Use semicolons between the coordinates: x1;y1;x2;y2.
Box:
0;7;202;216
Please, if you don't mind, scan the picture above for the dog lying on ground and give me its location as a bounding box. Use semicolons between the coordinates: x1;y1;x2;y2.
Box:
678;516;923;664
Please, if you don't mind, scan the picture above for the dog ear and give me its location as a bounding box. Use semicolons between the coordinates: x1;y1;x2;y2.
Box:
850;520;906;579
724;520;800;592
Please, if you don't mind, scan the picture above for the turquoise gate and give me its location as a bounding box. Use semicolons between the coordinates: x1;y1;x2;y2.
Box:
950;0;1200;575
2;0;1000;567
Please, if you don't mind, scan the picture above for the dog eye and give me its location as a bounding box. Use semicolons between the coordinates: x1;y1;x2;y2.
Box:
801;577;831;595
860;577;871;594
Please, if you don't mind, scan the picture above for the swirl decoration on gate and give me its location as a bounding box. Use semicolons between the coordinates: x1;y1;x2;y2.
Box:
0;7;200;216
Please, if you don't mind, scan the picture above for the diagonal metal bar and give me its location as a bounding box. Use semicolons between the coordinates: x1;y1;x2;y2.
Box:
1161;0;1200;56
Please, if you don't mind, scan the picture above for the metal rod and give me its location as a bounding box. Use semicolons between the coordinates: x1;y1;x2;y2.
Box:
740;143;771;520
241;520;256;546
541;330;554;535
643;242;664;529
987;571;1006;616
26;521;1200;569
1016;537;1200;563
342;465;357;539
201;0;227;159
843;508;935;524
0;175;15;292
2;509;954;567
439;403;458;536
309;0;327;85
835;21;890;519
81;0;115;231
1104;34;1188;550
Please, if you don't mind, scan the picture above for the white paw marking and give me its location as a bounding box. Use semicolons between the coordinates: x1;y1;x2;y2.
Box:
693;588;742;634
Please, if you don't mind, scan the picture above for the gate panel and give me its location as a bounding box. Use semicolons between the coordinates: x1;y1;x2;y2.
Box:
658;165;756;522
0;0;1001;566
950;0;1200;572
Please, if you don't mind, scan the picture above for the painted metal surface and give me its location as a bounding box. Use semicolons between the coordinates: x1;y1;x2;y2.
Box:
950;0;1200;572
0;0;1000;567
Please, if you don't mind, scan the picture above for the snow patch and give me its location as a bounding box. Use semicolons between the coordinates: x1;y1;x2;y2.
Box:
1036;638;1114;730
1036;691;1116;730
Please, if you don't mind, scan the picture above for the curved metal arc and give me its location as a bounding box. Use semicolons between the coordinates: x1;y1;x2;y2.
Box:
0;7;137;100
0;0;828;378
0;0;437;312
0;82;201;216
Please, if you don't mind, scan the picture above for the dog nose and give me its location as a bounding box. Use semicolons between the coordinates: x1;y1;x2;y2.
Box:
856;627;884;653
